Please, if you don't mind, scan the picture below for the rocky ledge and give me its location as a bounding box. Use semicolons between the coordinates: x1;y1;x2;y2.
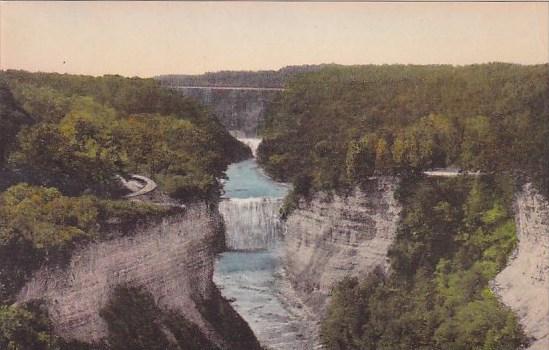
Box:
494;183;549;350
283;177;401;315
17;204;260;350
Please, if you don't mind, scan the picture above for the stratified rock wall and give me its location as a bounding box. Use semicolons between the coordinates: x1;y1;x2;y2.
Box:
283;177;401;313
494;183;549;350
17;205;260;349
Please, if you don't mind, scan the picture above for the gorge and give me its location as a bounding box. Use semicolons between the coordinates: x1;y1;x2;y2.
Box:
2;65;548;350
213;140;319;350
213;141;406;350
168;65;548;349
214;142;549;350
16;205;261;350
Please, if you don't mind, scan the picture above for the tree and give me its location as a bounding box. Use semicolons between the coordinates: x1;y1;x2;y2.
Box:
0;82;33;168
346;136;375;182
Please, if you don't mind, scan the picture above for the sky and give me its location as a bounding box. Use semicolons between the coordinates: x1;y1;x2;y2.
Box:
1;1;548;77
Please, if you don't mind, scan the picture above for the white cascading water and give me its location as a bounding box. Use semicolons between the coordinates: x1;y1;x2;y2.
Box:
239;138;262;157
214;137;317;349
219;138;285;250
220;197;285;250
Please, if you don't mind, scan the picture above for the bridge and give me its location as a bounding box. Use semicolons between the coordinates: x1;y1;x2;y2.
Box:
166;85;285;92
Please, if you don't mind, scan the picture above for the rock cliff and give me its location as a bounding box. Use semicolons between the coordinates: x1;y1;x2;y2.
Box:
17;204;260;349
283;177;401;314
494;183;549;350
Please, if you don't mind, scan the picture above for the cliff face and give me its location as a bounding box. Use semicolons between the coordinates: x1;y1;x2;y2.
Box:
494;183;549;350
175;88;281;137
17;205;260;350
283;177;401;313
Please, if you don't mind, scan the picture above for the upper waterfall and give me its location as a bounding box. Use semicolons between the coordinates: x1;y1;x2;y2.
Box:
239;137;262;157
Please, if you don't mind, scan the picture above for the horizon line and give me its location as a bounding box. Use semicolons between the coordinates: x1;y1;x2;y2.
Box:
2;61;548;79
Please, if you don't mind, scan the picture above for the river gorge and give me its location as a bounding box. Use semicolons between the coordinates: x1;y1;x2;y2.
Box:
213;137;549;350
213;139;319;350
212;139;404;350
3;67;546;350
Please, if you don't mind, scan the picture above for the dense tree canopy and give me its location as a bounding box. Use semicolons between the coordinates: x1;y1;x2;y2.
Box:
156;64;324;88
258;63;549;193
1;70;250;198
0;81;33;169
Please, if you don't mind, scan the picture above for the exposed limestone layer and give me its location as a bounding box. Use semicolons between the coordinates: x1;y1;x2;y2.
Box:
283;177;401;314
494;183;549;350
175;87;281;136
17;205;260;350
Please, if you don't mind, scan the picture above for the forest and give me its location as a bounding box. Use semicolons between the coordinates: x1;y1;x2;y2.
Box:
156;65;324;88
1;70;250;198
258;63;549;195
0;70;250;349
257;63;548;349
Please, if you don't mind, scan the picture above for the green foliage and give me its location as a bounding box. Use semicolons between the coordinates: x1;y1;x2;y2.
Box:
321;177;529;349
0;70;254;348
100;286;218;350
0;184;96;248
156;64;324;88
10;112;125;195
259;64;549;193
0;303;57;350
9;83;72;124
0;184;171;302
0;81;33;169
119;114;228;201
0;302;96;350
0;184;172;347
279;174;313;219
1;70;250;199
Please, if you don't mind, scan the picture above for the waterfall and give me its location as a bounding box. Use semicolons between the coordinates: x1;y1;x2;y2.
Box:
220;197;285;250
239;138;262;157
220;137;286;250
215;136;313;349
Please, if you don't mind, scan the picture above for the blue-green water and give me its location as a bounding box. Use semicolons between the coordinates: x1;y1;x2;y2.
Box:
223;159;289;198
214;143;314;349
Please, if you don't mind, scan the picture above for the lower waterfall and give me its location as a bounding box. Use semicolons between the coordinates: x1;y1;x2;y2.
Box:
220;197;285;250
213;138;318;350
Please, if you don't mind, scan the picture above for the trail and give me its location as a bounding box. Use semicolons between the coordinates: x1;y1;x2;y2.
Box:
117;174;158;198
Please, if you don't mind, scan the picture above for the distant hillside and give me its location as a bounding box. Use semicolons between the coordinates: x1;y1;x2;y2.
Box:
155;65;327;88
257;63;549;192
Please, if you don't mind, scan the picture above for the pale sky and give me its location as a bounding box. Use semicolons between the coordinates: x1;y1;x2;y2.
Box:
1;1;548;77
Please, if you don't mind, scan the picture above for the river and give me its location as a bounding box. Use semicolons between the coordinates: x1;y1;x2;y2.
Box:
213;139;318;350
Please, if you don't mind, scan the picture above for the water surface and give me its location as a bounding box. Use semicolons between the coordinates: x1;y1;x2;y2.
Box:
223;159;288;198
214;139;316;349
